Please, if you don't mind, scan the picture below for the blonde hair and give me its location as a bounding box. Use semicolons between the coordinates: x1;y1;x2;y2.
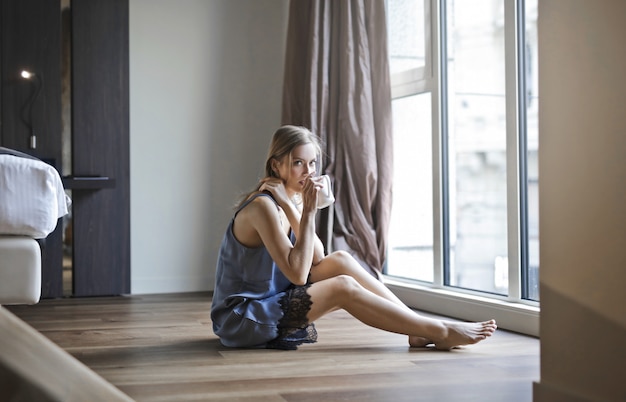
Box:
265;125;321;179
235;125;322;209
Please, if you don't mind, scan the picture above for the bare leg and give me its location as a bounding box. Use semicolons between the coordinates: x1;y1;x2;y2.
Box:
310;251;433;347
310;251;406;306
306;274;497;350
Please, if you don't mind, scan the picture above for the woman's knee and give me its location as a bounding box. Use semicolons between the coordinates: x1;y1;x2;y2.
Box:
328;250;352;262
310;251;363;283
330;274;361;299
326;250;359;271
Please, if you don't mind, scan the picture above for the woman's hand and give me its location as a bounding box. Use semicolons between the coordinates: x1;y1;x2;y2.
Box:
301;176;323;214
259;177;292;209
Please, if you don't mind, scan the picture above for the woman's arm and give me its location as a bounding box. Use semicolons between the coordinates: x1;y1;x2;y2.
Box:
280;201;326;265
259;178;325;264
240;194;316;286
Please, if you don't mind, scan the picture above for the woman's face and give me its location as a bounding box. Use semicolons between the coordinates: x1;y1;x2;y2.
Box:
275;143;318;194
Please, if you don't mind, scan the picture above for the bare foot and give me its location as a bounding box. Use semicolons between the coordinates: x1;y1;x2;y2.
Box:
409;335;433;348
433;319;497;350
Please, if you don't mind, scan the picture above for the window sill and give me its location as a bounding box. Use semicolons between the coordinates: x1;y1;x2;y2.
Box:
384;276;540;337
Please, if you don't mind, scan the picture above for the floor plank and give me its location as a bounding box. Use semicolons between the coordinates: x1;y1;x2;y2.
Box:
0;306;132;401
7;292;539;401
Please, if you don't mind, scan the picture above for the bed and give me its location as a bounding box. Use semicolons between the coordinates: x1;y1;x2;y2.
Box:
0;147;70;305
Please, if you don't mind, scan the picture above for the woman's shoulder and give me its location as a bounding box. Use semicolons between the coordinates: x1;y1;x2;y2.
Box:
245;191;277;207
238;192;279;219
233;192;282;247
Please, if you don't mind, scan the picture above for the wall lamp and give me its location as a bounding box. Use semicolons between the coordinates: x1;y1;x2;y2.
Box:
20;69;43;149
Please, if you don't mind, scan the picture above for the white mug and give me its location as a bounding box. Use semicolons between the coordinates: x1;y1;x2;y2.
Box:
315;174;335;209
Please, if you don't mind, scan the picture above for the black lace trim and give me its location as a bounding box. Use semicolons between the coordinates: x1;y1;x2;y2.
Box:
266;285;318;350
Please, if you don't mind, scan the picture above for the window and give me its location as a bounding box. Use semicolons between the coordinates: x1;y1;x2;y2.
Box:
386;0;539;304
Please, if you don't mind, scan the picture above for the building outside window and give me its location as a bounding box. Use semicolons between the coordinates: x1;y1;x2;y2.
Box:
385;0;539;304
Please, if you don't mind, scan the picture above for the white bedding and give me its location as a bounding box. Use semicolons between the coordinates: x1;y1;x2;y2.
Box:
0;154;70;239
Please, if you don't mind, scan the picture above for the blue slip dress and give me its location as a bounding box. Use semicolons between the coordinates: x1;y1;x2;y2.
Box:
211;193;317;350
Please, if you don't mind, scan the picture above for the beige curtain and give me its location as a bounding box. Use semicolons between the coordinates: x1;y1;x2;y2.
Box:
282;0;393;276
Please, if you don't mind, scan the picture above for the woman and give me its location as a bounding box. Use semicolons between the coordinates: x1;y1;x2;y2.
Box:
211;125;496;350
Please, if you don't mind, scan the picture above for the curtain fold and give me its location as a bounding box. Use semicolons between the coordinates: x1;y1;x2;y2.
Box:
282;0;393;276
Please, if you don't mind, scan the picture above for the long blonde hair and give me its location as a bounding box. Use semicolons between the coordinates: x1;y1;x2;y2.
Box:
235;125;322;209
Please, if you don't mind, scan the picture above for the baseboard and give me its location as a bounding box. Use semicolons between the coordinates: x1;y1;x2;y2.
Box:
533;381;594;402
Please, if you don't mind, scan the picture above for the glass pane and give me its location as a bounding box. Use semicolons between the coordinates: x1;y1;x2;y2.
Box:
387;0;425;75
525;0;539;301
446;0;508;295
387;93;433;282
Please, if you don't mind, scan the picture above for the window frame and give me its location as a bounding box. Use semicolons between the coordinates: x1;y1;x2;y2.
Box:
385;0;539;337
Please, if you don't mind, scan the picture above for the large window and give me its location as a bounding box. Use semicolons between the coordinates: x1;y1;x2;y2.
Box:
386;0;538;303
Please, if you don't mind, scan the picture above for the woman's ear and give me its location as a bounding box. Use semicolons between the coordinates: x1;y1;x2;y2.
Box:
271;159;280;177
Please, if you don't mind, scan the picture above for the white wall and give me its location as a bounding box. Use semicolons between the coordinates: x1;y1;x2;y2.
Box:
129;0;289;294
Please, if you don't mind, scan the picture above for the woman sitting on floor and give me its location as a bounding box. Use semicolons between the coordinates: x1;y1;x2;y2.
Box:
210;125;496;350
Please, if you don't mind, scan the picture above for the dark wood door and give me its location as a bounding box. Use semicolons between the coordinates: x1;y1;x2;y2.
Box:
71;0;130;296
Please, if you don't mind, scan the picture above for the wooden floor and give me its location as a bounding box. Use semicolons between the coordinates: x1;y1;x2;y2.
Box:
7;292;539;402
